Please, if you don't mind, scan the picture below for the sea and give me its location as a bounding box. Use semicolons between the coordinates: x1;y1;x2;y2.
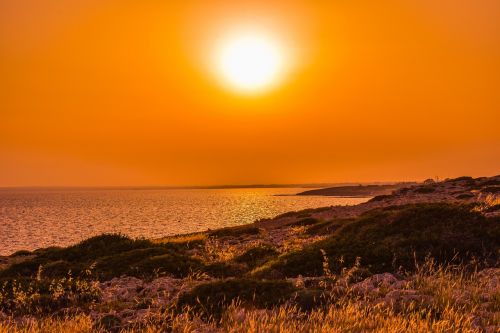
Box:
0;187;369;255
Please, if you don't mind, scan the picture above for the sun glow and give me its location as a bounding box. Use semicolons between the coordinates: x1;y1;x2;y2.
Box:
215;31;286;94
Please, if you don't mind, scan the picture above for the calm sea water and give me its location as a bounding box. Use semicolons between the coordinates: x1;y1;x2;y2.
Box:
0;188;368;255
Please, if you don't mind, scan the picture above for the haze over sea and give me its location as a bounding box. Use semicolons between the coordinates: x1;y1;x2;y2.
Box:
0;187;368;255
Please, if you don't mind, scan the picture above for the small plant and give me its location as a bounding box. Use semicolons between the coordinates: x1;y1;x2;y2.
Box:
320;249;332;278
473;193;500;213
340;256;362;284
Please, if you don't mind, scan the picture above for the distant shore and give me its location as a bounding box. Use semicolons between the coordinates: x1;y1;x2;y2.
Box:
0;181;413;191
296;183;416;197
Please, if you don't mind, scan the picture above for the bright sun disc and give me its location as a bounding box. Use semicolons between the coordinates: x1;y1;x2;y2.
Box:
216;32;284;93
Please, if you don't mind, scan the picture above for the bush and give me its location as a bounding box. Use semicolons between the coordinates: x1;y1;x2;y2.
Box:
481;187;500;194
209;225;260;238
368;194;393;202
414;186;435;194
398;188;410;194
445;176;474;183
96;314;121;332
0;275;100;315
161;239;205;253
486;204;500;213
287;217;321;228
204;262;246;278
455;193;474;199
305;219;349;236
39;234;156;263
479;179;500;187
234;245;279;269
42;260;86;277
254;203;499;278
93;247;198;279
10;250;32;257
132;253;203;278
0;259;38;278
0;234;203;280
293;289;329;311
177;279;296;318
275;207;331;219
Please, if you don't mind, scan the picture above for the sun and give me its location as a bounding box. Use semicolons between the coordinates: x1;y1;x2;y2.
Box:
215;31;285;94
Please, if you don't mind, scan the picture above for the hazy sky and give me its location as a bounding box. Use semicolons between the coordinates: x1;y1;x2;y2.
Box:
1;0;499;186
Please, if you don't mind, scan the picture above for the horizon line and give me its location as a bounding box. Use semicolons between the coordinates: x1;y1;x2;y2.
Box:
0;181;418;190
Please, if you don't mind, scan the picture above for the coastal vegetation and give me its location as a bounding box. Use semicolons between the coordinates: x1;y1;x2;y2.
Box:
0;175;499;332
253;203;498;278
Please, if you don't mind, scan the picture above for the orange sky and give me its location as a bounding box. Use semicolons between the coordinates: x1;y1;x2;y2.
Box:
1;0;499;186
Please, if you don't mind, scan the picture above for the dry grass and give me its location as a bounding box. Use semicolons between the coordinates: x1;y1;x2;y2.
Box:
0;316;93;333
202;237;238;263
410;259;500;325
0;303;483;333
2;261;497;333
219;303;481;333
473;194;500;213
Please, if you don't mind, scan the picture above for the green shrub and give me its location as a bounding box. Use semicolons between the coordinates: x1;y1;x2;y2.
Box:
414;186;435;194
369;194;393;202
0;234;203;280
293;289;328;311
479;179;500;186
275;207;331;219
161;239;205;253
455;193;474;199
481;187;500;194
0;257;48;279
38;234;156;263
398;188;410;194
486;204;500;213
10;250;32;257
204;262;246;278
287;217;321;228
254;203;499;278
209;225;260;238
305;219;349;236
177;279;296;318
0;275;100;315
94;247;172;279
445;176;474;183
96;314;122;332
42;260;86;277
234;245;279;269
132;253;203;279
